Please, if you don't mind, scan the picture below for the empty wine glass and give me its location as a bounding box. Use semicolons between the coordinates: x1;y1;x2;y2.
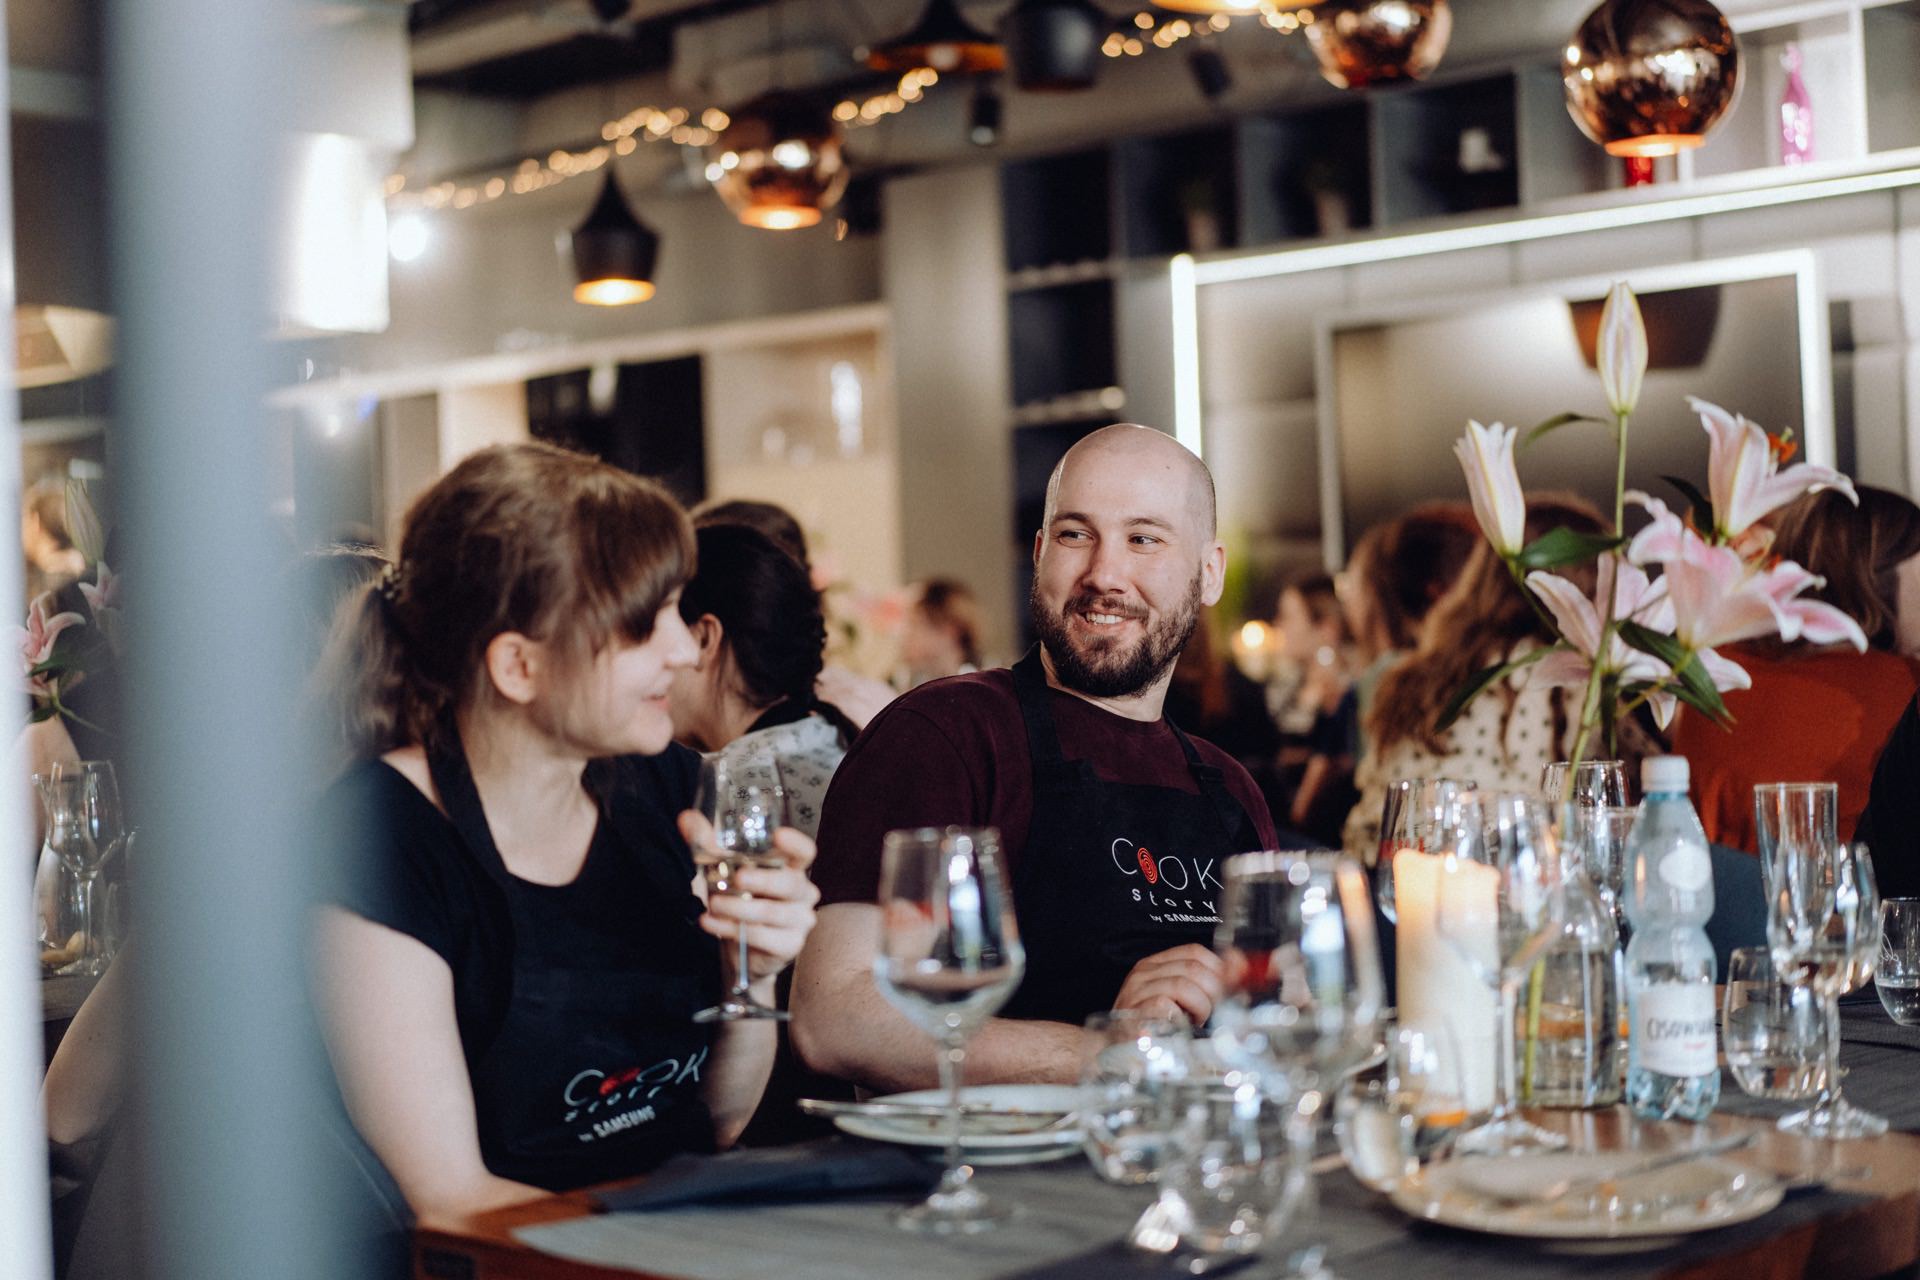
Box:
1754;782;1837;896
1541;760;1628;809
1723;946;1827;1101
1559;804;1635;947
1766;838;1885;1137
1211;850;1387;1101
1879;899;1920;1026
1334;1022;1466;1192
1436;790;1568;1156
76;762;126;961
1078;1011;1192;1185
692;753;792;1024
1375;777;1470;923
41;771;108;976
874;827;1025;1234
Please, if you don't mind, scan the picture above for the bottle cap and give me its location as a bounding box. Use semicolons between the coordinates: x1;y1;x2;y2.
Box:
1642;755;1689;793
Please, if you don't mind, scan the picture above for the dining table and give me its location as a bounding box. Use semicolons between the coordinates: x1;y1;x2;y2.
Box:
42;971;99;1064
413;1000;1920;1280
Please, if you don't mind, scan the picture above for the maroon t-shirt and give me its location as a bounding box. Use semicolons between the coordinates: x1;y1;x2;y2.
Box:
812;667;1278;908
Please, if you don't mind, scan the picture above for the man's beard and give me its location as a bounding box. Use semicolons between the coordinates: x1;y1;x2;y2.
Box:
1030;570;1203;700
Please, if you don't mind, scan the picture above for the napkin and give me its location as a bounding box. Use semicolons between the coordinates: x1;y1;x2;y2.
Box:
590;1139;940;1213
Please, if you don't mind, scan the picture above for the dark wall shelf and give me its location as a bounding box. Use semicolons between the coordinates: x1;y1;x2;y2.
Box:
1238;104;1373;243
1007;280;1117;407
1115;126;1241;258
1002;148;1113;272
1373;73;1521;223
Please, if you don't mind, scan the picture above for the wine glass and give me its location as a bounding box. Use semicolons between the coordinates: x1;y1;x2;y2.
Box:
1754;782;1837;896
1559;803;1636;946
1436;790;1568;1155
1878;899;1920;1026
41;771;108;976
1212;850;1386;1099
1767;838;1886;1137
76;762;126;961
1541;760;1627;809
1334;1022;1466;1192
692;753;792;1024
1375;777;1470;923
873;826;1025;1234
1723;946;1827;1101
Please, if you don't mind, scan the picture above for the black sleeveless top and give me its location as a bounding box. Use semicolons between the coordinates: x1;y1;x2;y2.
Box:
323;741;722;1190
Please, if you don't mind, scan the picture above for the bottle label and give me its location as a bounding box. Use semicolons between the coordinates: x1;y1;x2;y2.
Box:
1635;983;1716;1076
1658;847;1712;892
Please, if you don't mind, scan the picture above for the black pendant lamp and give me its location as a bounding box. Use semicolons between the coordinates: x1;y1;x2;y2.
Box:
1002;0;1104;91
565;173;659;305
868;0;1005;74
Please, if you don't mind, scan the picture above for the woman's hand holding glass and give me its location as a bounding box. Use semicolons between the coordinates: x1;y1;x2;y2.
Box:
679;809;819;984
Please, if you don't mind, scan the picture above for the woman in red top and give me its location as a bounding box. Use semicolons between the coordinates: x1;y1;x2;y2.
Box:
1675;486;1920;850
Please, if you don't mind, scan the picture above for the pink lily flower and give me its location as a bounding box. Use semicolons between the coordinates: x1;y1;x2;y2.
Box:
78;562;118;616
1453;420;1526;556
1623;491;1688;566
1662;528;1864;686
1526;555;1680;727
13;593;83;696
1599;282;1648;417
1695;397;1855;542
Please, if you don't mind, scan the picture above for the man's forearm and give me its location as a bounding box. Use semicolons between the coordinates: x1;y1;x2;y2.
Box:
794;978;1085;1092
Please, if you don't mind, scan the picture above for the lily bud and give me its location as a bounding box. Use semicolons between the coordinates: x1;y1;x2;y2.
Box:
1598;281;1647;418
1453;419;1527;557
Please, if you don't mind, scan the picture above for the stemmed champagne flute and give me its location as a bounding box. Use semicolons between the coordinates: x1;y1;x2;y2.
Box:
77;762;126;961
692;753;792;1023
1754;782;1837;895
1375;777;1469;923
1436;790;1568;1155
873;827;1025;1234
1766;838;1885;1137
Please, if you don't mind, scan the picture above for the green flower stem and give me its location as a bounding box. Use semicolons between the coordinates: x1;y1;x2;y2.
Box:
1613;410;1630;537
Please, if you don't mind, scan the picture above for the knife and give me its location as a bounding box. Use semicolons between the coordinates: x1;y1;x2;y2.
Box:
798;1097;1076;1123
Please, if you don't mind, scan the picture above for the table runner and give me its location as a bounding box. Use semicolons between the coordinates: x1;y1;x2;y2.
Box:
514;1005;1915;1279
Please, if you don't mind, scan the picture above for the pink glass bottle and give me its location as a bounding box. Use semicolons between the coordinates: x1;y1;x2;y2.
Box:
1779;42;1814;166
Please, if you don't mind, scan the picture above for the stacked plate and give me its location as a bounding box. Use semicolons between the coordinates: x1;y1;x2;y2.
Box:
823;1084;1085;1166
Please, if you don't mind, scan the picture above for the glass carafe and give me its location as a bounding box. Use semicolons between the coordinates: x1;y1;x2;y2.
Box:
37;773;107;975
1522;807;1623;1108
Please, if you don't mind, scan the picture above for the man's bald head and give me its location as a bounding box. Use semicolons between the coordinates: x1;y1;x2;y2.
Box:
1041;424;1217;542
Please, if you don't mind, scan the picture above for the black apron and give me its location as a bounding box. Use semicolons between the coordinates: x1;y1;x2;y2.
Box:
1000;647;1265;1024
426;735;720;1190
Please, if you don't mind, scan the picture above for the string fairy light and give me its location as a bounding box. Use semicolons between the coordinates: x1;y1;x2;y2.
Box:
1100;6;1314;58
387;68;941;214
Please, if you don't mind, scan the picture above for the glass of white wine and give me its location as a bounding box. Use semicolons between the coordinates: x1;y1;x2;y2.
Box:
692;753;792;1024
873;826;1025;1234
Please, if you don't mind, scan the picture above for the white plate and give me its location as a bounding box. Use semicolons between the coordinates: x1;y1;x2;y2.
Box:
1387;1153;1784;1242
831;1085;1084;1151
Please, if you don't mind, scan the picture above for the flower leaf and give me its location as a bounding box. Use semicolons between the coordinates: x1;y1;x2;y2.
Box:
1512;527;1625;571
1522;412;1606;450
1437;646;1553;732
1617;622;1733;725
1661;474;1716;533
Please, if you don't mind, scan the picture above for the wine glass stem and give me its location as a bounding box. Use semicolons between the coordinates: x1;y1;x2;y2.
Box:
77;872;99;963
1820;991;1843;1110
1494;979;1519;1122
938;1035;970;1195
733;926;753;1000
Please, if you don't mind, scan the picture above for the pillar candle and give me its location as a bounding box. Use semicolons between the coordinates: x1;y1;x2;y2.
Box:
1393;849;1498;1113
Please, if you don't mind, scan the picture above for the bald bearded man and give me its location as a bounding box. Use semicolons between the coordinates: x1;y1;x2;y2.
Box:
791;425;1276;1091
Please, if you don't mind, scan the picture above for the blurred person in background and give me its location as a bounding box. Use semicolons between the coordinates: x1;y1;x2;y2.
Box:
1679;485;1920;851
311;444;818;1219
1343;495;1606;861
668;523;858;838
1337;503;1479;763
1165;611;1285;823
899;577;982;687
23;477;88;604
1269;572;1355;844
694;498;895;730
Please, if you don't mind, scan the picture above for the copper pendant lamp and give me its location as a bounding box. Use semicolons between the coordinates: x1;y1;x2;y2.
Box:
867;0;1005;73
1304;0;1453;90
706;92;850;231
1151;0;1277;16
565;173;658;305
1563;0;1740;157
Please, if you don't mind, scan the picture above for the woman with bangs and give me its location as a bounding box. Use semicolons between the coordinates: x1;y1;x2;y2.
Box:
310;442;820;1219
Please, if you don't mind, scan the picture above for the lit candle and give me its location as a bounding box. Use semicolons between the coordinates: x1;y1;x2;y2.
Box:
1392;849;1497;1113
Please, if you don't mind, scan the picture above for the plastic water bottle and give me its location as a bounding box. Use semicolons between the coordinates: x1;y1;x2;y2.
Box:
1623;756;1720;1121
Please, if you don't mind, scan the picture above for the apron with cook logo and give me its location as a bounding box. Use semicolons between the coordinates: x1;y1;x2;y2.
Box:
1000;647;1265;1025
427;735;720;1190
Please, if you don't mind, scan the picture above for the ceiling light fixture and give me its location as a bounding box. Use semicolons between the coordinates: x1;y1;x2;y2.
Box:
867;0;1005;74
706;92;850;230
1303;0;1452;90
1002;0;1104;91
1562;0;1740;157
565;173;658;305
968;82;1003;146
